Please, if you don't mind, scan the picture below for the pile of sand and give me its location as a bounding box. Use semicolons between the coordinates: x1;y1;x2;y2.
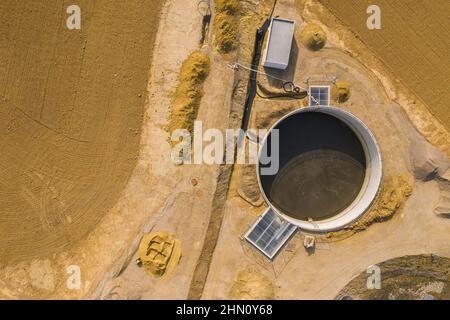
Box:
332;80;351;103
328;174;413;238
138;231;182;278
214;0;239;53
167;50;210;143
229;268;275;300
300;23;327;51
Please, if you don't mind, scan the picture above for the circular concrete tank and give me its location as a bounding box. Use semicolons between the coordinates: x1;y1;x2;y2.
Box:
257;106;382;232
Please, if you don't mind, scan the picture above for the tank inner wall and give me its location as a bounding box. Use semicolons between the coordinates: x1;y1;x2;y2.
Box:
259;112;366;221
257;106;383;232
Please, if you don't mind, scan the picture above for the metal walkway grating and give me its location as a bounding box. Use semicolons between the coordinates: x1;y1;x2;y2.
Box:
244;208;297;259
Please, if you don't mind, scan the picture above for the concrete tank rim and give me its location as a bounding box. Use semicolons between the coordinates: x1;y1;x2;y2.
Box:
256;105;383;232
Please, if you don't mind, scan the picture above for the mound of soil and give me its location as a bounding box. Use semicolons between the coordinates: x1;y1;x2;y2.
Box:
332;80;351;103
229;268;275;300
138;232;182;278
300;23;327;51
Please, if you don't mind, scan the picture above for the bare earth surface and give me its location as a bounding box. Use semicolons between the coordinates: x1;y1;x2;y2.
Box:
0;0;232;299
201;0;450;300
0;0;162;262
319;0;450;131
1;0;449;300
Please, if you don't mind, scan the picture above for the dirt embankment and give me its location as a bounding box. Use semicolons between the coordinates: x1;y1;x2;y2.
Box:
337;255;450;300
0;0;162;262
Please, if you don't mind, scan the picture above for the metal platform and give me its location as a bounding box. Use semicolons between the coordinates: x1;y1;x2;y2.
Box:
244;208;297;259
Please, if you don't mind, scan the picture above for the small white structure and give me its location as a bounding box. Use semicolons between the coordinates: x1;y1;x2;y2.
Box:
309;85;330;106
262;18;295;70
303;235;316;249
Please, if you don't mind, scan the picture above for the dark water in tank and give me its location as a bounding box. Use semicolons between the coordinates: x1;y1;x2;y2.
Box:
259;112;366;221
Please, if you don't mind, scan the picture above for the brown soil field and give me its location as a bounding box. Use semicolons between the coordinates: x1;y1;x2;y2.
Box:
0;0;162;263
319;0;450;131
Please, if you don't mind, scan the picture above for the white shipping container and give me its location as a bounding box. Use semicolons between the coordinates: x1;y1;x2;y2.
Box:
262;18;295;70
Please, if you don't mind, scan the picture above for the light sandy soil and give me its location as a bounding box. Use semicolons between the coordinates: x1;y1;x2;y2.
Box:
201;0;450;300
